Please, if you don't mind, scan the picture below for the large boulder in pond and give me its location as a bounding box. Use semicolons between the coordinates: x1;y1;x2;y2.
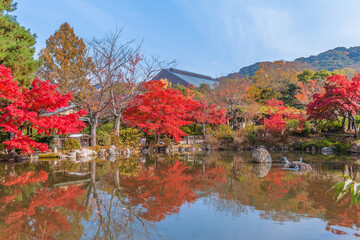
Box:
252;147;272;163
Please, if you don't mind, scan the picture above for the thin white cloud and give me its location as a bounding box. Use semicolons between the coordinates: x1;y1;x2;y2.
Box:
179;0;360;74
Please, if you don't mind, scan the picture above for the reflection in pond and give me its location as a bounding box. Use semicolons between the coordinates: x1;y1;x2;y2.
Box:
251;162;271;177
0;151;359;239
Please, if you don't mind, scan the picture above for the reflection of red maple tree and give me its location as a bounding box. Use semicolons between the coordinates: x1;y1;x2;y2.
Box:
188;166;227;191
121;161;227;222
0;170;86;240
263;168;304;200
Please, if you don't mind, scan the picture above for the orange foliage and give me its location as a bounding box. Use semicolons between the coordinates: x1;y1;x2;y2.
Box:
296;79;325;105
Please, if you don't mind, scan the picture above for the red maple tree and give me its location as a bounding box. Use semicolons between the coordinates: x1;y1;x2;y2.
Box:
263;99;305;134
123;80;198;141
0;65;86;153
306;74;360;137
187;100;227;136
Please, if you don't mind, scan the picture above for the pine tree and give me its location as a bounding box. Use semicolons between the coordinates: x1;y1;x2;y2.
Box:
0;0;38;87
38;22;93;95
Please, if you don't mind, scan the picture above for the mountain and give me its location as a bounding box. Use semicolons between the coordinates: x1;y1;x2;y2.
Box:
226;46;360;78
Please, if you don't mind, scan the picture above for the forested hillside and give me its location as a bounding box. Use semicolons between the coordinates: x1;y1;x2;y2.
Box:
227;46;360;78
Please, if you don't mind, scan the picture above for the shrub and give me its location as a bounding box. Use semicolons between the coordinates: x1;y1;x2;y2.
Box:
62;138;81;150
120;127;142;148
163;137;172;145
110;133;122;147
320;120;343;133
83;126;90;135
204;135;219;149
99;123;113;133
34;134;55;149
181;123;203;136
208;125;235;141
303;139;333;149
233;129;246;147
97;130;111;146
335;142;351;153
244;124;257;145
145;132;156;145
293;121;314;137
38;153;59;158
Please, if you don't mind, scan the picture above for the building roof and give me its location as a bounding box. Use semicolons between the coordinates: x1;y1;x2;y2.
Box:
153;68;218;88
69;134;91;138
39;103;77;117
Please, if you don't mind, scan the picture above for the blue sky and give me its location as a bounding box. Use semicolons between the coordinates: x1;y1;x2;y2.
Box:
16;0;360;77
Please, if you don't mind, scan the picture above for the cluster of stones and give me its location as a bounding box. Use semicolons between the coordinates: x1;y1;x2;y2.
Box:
63;148;97;161
301;143;360;154
271;144;334;155
3;152;30;162
98;145;133;160
141;145;210;154
305;146;335;155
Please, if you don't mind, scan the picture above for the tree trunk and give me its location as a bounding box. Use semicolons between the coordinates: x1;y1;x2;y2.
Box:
90;113;99;147
341;117;346;132
202;122;206;138
113;113;121;136
347;116;352;131
353;116;359;139
90;123;97;147
193;123;197;134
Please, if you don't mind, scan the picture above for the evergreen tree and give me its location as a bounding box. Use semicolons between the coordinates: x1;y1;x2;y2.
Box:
0;0;38;87
38;22;93;95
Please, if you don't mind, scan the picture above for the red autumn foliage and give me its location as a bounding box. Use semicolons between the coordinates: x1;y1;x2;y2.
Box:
0;170;86;240
123;80;198;141
120;160;197;221
307;74;360;122
188;166;227;191
2;170;48;186
120;160;227;222
187;100;227;126
263;99;305;134
262;168;304;200
0;65;86;153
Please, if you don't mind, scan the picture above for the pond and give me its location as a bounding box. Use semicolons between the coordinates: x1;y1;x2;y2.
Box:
0;151;359;239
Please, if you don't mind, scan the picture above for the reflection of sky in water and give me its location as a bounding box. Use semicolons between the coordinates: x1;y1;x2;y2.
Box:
157;202;339;240
0;151;359;239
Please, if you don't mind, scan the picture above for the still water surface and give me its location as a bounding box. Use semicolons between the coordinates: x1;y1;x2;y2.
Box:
0;151;359;240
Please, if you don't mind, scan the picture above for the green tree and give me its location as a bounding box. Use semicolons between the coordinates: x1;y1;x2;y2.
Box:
37;22;93;95
0;0;38;87
197;83;211;94
297;69;335;83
